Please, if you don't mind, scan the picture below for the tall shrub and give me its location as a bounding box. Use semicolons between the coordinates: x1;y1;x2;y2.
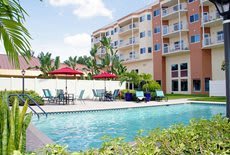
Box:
0;95;32;154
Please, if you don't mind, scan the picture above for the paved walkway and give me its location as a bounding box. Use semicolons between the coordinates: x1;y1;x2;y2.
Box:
29;99;190;114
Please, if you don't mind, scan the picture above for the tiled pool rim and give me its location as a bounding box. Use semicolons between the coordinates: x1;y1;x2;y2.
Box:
34;101;226;115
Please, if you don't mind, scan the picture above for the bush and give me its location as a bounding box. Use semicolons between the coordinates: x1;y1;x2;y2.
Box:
142;80;161;92
0;90;44;105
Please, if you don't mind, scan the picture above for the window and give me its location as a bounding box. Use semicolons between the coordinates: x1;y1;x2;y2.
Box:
114;41;118;47
190;35;200;43
148;47;152;53
111;30;114;35
156;80;161;86
153;9;160;16
106;31;110;36
171;64;178;78
140;31;145;38
140;48;146;54
188;0;195;3
217;31;224;42
190;14;199;23
154;26;161;33
205;78;210;92
172;80;179;91
129;51;136;59
148;30;152;37
147;14;151;20
140;15;145;22
154;44;161;51
181;79;188;91
114;28;117;33
193;79;201;91
180;63;188;77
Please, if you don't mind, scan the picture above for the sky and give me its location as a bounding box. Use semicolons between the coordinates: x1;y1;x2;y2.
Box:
1;0;155;61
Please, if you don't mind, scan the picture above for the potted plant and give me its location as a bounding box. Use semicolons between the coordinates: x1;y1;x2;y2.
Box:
142;80;161;101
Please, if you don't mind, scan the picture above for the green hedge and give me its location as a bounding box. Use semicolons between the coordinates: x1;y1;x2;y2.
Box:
0;90;44;105
28;115;230;154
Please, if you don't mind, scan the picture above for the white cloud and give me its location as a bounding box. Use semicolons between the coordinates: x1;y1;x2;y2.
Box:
49;0;113;19
64;33;91;56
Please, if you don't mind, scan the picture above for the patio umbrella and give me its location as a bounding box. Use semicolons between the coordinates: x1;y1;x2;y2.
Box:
49;67;83;93
93;72;117;91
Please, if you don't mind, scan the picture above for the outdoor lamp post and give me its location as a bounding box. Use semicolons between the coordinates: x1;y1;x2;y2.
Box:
209;0;230;118
21;69;25;95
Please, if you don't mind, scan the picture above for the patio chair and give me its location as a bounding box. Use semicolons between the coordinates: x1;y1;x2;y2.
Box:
112;89;120;101
92;89;100;100
76;90;85;104
136;91;146;103
42;89;56;103
96;89;105;101
155;90;168;102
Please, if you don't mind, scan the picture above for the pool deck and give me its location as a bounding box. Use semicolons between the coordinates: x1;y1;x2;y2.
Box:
28;99;225;114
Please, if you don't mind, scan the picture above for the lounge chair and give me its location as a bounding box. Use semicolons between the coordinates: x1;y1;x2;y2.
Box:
76;90;85;104
96;89;105;101
112;89;120;101
155;90;168;102
42;89;56;103
56;89;65;104
92;89;100;100
136;91;146;103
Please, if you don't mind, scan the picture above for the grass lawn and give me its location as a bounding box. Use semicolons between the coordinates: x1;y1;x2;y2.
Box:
166;94;226;102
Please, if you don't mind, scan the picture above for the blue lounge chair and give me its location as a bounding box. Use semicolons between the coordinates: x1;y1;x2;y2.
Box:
155;90;168;102
42;89;56;103
136;91;146;103
76;90;85;104
112;89;120;101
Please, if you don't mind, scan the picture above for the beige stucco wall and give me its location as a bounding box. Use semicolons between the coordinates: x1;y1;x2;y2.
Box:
165;53;191;94
211;47;225;80
125;59;153;77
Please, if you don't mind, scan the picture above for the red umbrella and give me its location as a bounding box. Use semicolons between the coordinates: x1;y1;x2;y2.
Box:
93;72;117;91
49;67;83;93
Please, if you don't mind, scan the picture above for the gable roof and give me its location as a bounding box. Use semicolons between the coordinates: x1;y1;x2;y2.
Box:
0;54;86;71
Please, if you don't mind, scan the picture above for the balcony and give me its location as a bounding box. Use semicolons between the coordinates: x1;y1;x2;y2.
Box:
119;22;139;36
162;3;187;20
163;43;190;56
203;12;223;27
120;53;152;64
118;37;139;50
162;22;188;38
93;38;101;44
96;48;106;56
202;33;224;49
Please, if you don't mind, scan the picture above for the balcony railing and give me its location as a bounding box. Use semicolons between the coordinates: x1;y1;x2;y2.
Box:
96;49;106;56
162;3;187;17
203;12;222;24
163;43;189;54
119;22;139;33
93;38;101;44
203;33;224;47
119;37;139;48
119;52;138;62
162;22;188;35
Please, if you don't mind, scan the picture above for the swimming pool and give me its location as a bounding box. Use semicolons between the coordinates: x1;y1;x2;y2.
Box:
32;103;225;151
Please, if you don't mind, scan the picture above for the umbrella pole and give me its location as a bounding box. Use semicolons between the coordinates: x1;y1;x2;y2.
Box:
66;75;67;94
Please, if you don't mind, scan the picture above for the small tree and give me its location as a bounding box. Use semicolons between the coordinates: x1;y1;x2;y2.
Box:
221;60;226;71
64;56;78;70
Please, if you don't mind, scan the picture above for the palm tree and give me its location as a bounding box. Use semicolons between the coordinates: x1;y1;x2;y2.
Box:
221;60;226;71
0;0;32;67
28;52;60;77
64;56;78;70
120;71;141;90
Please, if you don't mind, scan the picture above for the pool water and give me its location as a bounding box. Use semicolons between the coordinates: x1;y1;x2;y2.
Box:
32;103;225;151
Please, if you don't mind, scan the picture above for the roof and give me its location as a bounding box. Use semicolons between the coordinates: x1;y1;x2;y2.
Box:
0;54;86;71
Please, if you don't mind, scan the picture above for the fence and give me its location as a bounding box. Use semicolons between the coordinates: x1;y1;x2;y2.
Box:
0;77;126;99
209;80;226;97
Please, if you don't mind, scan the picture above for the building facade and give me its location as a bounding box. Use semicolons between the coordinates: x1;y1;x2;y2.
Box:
91;0;225;94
